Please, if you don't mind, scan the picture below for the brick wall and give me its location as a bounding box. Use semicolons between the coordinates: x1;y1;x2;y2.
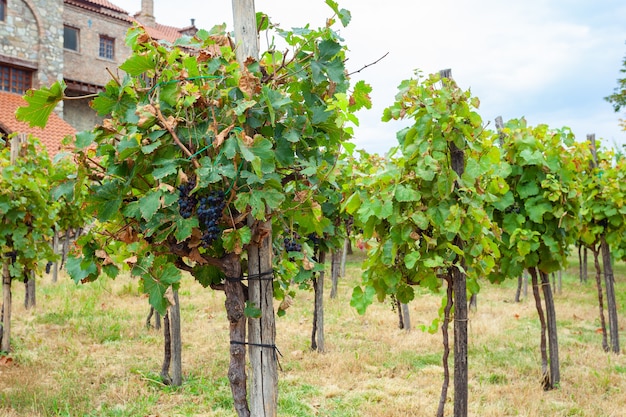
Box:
0;0;64;88
63;3;131;87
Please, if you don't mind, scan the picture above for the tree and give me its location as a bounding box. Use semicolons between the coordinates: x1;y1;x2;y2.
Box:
0;136;57;351
345;71;503;417
488;119;583;389
17;1;369;414
577;136;625;353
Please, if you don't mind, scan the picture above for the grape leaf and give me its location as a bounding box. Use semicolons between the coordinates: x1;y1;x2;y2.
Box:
120;54;156;76
16;81;65;128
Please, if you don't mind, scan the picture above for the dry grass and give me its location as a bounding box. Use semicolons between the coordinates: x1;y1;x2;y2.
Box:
1;255;626;416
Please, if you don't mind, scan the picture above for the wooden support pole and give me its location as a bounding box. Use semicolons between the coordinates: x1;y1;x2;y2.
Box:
232;1;278;415
440;68;468;417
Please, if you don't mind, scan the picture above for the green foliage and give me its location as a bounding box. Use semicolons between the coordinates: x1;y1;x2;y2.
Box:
488;119;583;278
345;72;502;312
576;141;626;259
15;81;66;128
19;14;370;311
0;137;56;278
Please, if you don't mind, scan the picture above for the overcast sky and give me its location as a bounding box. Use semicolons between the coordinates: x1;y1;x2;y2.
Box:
113;0;626;155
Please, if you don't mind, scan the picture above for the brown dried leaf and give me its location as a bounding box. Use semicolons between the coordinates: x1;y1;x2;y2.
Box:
197;49;214;61
189;248;208;265
410;231;421;240
279;295;294;311
302;255;314;271
294;191;308;203
188;228;203;248
123;255;138;266
101;118;117;133
243;134;254;147
164;115;178;129
213;123;235;149
164;286;176;307
118;227;139;244
136;104;157;128
212;35;232;47
239;67;261;97
136;32;152;45
0;356;14;366
159;183;175;193
253;225;271;244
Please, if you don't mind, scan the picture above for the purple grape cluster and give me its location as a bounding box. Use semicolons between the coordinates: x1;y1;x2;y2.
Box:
198;190;225;247
177;178;197;219
284;233;302;252
307;233;320;246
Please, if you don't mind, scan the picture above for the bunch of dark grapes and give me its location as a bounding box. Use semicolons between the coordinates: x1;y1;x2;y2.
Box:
306;233;320;245
197;190;225;247
284;232;301;252
177;178;197;219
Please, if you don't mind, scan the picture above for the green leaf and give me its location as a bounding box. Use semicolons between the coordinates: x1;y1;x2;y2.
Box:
120;54;156;75
350;81;372;111
337;8;352;27
66;254;98;284
525;198;552;223
16;81;66;127
250;136;275;174
152;159;181;180
234;100;256;116
174;216;198;242
139;190;162;221
318;40;342;62
75;131;97;149
140;260;181;315
394;185;421;202
396;283;414;304
193;264;224;288
350;285;375;315
404;251;420;269
98;198;123;222
517;181;539;198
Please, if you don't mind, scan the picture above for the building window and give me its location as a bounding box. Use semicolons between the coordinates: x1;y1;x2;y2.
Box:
64;26;79;51
0;0;6;22
0;65;33;94
99;36;115;60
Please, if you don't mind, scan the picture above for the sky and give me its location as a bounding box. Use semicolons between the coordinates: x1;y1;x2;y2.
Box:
113;0;626;156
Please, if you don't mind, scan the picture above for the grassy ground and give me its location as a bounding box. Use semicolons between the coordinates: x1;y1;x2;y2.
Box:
1;254;626;417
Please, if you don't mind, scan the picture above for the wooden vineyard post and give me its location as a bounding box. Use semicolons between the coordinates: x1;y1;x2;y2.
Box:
440;68;468;417
24;270;35;309
330;249;341;299
311;251;325;352
169;289;182;386
1;262;10;352
588;134;620;354
232;0;278;415
51;229;59;283
540;271;560;387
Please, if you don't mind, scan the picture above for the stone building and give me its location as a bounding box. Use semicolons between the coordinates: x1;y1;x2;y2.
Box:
0;0;196;156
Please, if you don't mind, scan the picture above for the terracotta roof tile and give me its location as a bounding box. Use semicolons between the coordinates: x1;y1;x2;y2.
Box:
138;21;188;43
83;0;128;14
64;0;133;22
0;91;76;158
